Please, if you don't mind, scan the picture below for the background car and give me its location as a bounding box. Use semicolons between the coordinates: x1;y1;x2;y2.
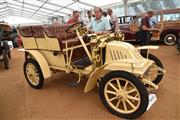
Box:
118;8;180;45
175;34;180;52
0;23;12;69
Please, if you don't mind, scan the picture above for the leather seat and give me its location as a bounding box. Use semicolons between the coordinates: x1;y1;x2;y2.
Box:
43;25;78;50
62;38;80;48
61;37;90;49
31;25;45;38
19;24;91;62
18;26;34;37
43;25;91;49
43;24;91;61
18;26;45;38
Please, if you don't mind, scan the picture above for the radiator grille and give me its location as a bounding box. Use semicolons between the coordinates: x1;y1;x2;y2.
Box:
109;49;129;60
109;48;144;62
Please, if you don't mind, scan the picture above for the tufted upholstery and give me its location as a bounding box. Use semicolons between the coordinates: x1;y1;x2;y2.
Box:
43;25;76;39
18;26;34;37
43;24;91;61
43;25;90;50
31;25;45;38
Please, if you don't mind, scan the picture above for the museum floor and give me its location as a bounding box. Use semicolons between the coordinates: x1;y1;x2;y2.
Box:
0;45;179;120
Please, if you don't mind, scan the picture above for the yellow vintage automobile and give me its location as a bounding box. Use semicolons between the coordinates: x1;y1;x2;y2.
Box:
18;22;165;119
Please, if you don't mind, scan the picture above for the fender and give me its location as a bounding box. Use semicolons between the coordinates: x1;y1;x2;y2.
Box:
104;60;137;73
84;60;139;93
136;46;159;50
84;65;108;93
104;59;152;74
19;49;51;79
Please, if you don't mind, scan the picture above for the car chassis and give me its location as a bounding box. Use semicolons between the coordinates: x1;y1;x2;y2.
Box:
18;23;166;119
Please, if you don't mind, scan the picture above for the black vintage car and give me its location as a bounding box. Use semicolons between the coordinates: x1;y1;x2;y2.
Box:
0;23;12;69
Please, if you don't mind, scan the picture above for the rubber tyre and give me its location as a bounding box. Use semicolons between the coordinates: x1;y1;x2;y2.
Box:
163;33;177;46
177;45;180;52
176;39;180;52
3;49;9;69
99;71;149;119
4;42;11;59
24;58;44;89
141;53;164;84
8;51;11;59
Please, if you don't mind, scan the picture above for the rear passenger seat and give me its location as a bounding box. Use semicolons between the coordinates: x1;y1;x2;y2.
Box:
18;26;34;37
31;25;47;50
18;26;38;49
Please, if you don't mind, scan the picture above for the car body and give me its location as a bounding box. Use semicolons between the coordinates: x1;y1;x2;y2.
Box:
0;23;12;40
0;23;12;69
175;34;180;52
0;22;18;47
17;23;165;119
119;8;180;45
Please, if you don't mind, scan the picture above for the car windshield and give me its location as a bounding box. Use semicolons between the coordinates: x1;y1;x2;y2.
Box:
118;16;140;24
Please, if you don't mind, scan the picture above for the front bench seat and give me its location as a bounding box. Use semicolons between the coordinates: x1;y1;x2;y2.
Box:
43;24;91;62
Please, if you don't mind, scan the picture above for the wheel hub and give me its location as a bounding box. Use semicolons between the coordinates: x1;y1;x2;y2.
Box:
116;90;128;100
167;36;173;40
104;78;143;114
167;36;174;42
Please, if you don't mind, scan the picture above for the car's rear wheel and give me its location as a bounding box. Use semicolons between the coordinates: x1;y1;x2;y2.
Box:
176;39;180;52
163;33;177;45
24;58;44;89
8;51;11;59
99;71;148;119
3;49;9;69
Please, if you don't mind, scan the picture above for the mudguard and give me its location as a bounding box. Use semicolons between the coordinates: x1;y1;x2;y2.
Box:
136;46;159;50
19;49;51;79
84;60;139;93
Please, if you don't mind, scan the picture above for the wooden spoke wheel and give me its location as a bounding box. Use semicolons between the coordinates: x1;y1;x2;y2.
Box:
99;71;148;119
24;58;44;89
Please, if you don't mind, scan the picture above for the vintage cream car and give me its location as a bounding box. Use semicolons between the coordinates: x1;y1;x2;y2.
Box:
18;22;165;119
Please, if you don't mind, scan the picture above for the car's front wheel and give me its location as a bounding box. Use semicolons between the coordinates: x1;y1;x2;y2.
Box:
3;49;9;69
24;58;44;89
99;71;148;119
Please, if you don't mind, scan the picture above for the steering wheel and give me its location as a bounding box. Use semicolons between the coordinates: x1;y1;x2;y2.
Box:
65;22;84;34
